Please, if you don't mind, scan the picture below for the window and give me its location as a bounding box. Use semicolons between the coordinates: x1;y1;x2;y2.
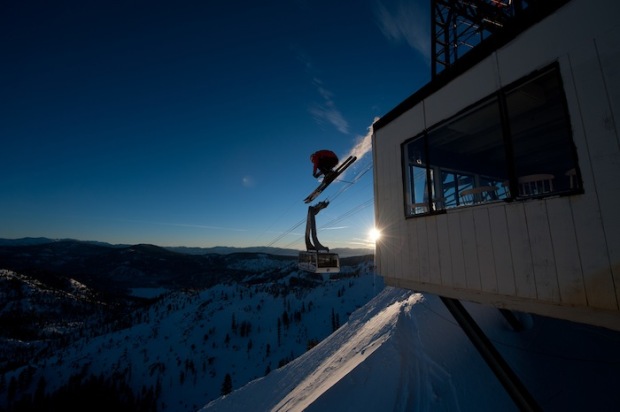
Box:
403;64;580;217
405;136;434;214
506;69;578;196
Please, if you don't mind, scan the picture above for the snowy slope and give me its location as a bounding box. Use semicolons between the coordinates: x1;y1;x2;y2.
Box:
3;254;620;412
1;260;384;412
203;287;620;412
202;288;509;411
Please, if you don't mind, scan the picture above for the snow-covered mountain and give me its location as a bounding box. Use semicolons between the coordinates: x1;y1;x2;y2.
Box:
0;249;382;411
204;288;620;411
2;240;619;411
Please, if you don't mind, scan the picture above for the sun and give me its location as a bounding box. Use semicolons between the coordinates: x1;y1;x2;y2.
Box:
369;227;382;243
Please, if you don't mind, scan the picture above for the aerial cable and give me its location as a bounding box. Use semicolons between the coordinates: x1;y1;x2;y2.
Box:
326;162;374;202
280;198;374;249
255;198;300;245
265;159;373;248
319;198;373;229
266;216;306;248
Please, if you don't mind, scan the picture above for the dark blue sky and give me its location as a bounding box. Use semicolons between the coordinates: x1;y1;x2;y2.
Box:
1;0;430;249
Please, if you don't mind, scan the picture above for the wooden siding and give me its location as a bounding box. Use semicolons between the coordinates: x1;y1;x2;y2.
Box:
379;197;620;330
372;0;620;330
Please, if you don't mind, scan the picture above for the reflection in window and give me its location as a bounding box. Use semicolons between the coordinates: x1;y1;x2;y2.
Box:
406;137;435;214
441;171;474;208
506;69;578;196
403;64;580;217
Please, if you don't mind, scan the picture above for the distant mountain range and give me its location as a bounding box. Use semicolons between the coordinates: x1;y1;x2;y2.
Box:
0;238;374;294
0;237;373;258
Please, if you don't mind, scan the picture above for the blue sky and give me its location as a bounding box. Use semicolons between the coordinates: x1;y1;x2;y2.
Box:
1;0;430;249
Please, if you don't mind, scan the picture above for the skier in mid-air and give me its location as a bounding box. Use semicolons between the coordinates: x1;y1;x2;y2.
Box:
305;150;356;203
310;150;339;178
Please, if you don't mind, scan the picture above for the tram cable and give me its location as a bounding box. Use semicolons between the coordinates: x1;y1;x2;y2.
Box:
281;197;374;249
327;162;373;202
265;216;306;248
264;160;374;249
319;198;374;229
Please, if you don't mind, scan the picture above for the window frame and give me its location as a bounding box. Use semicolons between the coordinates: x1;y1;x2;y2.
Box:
401;62;583;218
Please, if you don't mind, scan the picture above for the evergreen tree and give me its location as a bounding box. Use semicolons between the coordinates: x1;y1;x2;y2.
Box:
282;310;290;329
221;373;233;396
331;308;340;332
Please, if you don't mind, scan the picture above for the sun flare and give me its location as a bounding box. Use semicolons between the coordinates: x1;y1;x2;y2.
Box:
369;227;381;243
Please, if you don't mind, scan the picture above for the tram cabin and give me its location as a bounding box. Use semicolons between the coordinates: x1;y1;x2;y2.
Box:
298;251;340;274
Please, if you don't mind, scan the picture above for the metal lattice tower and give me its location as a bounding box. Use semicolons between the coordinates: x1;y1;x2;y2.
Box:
431;0;531;77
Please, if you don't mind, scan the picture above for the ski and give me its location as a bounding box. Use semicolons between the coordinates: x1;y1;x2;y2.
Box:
304;156;357;203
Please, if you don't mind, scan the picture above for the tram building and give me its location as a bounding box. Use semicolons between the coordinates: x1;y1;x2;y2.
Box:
372;0;620;330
